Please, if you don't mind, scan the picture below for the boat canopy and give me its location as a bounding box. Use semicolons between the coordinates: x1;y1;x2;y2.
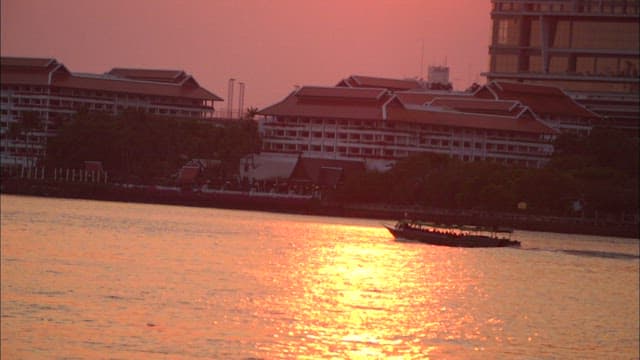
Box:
400;220;513;234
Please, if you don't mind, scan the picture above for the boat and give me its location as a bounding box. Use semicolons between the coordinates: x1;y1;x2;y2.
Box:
385;220;520;248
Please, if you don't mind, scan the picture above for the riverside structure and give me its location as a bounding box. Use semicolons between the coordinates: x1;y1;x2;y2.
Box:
0;57;223;168
260;81;559;170
483;0;640;131
257;75;599;172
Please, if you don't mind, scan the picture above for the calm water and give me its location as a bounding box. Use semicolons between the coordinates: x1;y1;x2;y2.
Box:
1;194;638;359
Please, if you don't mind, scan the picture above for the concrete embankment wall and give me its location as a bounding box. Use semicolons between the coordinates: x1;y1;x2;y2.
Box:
1;178;638;239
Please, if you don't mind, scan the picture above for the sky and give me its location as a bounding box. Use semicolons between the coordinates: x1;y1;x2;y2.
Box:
1;0;493;111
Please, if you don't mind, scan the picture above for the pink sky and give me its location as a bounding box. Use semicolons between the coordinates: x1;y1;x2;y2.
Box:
1;0;492;110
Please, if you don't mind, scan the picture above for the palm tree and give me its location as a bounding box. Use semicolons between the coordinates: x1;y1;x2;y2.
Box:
244;106;260;120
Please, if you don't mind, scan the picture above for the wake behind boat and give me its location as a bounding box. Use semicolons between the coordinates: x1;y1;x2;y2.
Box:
385;220;520;248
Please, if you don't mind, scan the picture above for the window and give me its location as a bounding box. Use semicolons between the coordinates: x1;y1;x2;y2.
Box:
497;19;519;45
494;54;519;72
549;56;569;73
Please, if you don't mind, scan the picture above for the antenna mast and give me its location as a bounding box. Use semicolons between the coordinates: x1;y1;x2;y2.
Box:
420;39;425;79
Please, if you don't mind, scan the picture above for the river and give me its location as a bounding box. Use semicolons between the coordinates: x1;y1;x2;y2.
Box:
1;194;638;359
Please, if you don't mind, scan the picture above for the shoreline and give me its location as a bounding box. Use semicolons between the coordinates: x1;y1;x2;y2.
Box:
1;179;638;239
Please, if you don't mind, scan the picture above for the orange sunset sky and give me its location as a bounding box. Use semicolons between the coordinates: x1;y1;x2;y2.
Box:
1;0;492;110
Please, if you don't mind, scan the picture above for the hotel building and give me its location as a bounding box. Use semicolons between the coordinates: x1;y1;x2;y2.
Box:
483;0;640;130
259;82;560;170
1;57;223;167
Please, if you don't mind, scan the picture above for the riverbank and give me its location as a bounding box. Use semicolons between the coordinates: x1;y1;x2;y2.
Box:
1;178;638;239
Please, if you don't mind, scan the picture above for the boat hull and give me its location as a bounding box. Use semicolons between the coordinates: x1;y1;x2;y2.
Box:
385;226;520;248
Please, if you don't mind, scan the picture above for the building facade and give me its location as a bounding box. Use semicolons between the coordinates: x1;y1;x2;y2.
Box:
259;84;558;170
483;0;640;130
1;57;223;167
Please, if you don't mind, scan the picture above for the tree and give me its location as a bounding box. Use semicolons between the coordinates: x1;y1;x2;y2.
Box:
20;111;42;167
46;111;261;184
465;82;481;93
244;107;260;120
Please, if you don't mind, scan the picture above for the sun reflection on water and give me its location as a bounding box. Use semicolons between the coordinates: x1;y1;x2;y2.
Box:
253;222;458;358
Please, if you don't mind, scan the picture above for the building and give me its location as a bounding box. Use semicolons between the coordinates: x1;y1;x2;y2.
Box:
427;65;451;87
474;80;601;135
258;84;558;169
1;57;223;167
482;0;640;130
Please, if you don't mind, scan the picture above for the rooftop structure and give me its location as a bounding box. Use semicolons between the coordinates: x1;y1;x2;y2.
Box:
337;75;426;91
427;65;451;87
1;56;223;167
482;0;640;130
474;80;601;134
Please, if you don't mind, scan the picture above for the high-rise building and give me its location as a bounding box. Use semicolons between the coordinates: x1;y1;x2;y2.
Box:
482;0;640;130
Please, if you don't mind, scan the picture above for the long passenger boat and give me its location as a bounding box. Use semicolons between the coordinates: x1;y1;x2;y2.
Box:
385;220;520;248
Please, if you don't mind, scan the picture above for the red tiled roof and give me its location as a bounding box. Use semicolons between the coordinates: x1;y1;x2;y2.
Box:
52;73;222;100
0;69;51;86
1;57;63;85
481;81;599;118
296;86;388;101
260;87;389;120
387;107;557;134
106;68;188;83
1;57;56;68
338;75;423;91
395;90;479;106
260;85;555;134
427;98;524;116
0;56;222;101
395;92;441;105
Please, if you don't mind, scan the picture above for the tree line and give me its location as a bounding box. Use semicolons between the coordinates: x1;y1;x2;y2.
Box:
332;128;638;216
44;110;637;216
45;110;261;184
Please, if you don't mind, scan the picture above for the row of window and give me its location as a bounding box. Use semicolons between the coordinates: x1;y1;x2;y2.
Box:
263;137;548;155
263;141;545;168
2;95;211;112
492;53;639;79
496;18;639;51
494;1;639;15
272;117;543;140
0;102;207;121
2;85;210;108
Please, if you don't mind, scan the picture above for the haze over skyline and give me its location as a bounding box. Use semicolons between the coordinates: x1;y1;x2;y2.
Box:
1;0;492;110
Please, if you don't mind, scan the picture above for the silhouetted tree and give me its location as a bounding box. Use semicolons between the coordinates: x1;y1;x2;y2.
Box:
244;106;260;119
465;82;481;93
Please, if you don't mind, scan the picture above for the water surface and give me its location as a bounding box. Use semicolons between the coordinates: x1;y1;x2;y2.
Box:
1;195;638;359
